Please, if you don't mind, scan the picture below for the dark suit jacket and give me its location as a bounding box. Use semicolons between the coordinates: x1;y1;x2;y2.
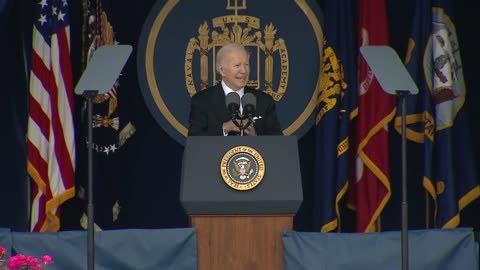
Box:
188;84;283;136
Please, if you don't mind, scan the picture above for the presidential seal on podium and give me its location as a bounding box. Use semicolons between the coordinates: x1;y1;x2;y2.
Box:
220;145;265;191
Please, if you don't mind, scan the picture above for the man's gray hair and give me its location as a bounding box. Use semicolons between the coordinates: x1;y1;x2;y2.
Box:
216;43;248;73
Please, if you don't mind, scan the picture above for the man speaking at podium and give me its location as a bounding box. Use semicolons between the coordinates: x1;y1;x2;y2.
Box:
188;43;283;136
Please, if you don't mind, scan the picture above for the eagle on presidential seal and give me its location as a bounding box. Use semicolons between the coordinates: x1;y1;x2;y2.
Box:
233;157;254;181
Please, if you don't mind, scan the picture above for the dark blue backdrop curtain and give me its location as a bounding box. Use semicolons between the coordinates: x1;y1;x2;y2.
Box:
0;0;30;231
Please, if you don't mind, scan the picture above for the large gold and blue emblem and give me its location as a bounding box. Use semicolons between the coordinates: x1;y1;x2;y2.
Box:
137;0;324;145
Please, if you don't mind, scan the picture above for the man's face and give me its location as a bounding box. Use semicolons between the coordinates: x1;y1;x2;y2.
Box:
218;48;250;91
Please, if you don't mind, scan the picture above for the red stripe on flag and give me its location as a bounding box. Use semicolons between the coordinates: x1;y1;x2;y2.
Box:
29;96;50;137
57;29;74;108
30;50;52;92
49;69;74;191
26;142;48;182
31;186;46;232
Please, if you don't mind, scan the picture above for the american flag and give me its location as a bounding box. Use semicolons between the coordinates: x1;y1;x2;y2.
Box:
27;0;75;232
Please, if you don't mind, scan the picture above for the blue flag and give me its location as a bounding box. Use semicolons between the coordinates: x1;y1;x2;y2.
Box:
395;0;436;224
429;0;480;227
313;0;357;232
395;0;479;228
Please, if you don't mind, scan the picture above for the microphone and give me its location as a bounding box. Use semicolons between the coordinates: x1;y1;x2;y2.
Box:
241;92;256;119
225;92;240;120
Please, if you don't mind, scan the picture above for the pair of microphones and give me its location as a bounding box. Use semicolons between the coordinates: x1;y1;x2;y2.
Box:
225;92;256;135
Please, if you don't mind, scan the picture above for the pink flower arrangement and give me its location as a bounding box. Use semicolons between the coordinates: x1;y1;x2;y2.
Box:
0;246;53;270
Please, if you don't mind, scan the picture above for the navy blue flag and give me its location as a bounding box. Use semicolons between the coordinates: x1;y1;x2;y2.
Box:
394;0;436;226
313;0;357;232
394;0;433;143
394;0;479;229
428;0;480;227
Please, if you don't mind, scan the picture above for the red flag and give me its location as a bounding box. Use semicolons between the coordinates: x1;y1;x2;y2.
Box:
351;0;396;232
27;0;75;232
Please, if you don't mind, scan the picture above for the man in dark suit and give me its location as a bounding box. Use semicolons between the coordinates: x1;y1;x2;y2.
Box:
188;43;283;136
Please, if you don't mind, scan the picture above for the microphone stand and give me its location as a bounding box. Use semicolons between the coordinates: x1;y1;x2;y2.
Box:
243;117;253;131
237;115;254;136
229;111;253;136
239;119;244;136
230;111;243;136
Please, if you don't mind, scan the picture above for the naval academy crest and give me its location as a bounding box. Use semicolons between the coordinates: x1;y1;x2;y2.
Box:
137;0;324;145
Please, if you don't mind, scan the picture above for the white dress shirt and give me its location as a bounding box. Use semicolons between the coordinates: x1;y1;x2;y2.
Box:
222;80;244;136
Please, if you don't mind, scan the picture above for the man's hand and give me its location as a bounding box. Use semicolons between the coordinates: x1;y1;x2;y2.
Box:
222;119;256;135
222;120;240;134
243;120;256;136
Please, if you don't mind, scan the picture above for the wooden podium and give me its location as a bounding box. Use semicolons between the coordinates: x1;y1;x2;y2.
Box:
181;136;303;270
192;215;292;270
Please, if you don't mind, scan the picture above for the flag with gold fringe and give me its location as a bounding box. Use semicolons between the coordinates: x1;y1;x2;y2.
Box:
313;0;357;232
27;0;76;232
350;0;396;232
